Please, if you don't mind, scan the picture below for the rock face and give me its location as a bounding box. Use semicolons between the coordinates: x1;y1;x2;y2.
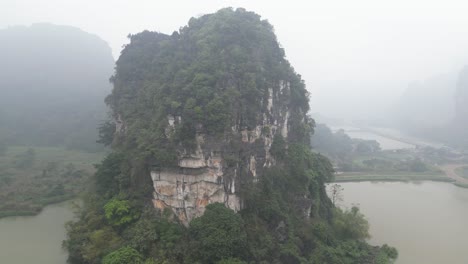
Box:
107;8;310;225
149;81;293;224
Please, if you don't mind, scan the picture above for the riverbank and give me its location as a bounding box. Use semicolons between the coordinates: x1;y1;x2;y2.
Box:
334;172;452;183
0;194;76;218
0;200;76;264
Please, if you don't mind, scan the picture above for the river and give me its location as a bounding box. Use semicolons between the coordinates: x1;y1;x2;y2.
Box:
2;182;467;264
339;181;468;264
0;200;76;264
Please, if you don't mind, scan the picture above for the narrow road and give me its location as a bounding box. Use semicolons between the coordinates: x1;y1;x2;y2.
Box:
438;164;468;184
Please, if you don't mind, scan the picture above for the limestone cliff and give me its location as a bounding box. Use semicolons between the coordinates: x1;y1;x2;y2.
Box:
106;8;311;225
65;9;398;264
150;81;295;224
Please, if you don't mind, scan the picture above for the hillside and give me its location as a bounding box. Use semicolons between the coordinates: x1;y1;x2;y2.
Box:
65;8;397;264
0;23;114;151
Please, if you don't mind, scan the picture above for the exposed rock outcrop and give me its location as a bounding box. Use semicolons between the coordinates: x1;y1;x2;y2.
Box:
149;80;294;225
107;8;311;225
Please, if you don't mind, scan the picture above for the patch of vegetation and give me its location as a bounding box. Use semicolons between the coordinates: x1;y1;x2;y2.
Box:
66;145;398;264
311;124;381;162
312;124;448;184
0;146;104;217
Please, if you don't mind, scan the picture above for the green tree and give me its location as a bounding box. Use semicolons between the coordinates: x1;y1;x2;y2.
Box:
270;134;286;159
333;206;370;240
97;121;116;146
189;203;248;263
82;227;123;263
103;246;143;264
104;199;138;227
216;258;247;264
94;152;125;197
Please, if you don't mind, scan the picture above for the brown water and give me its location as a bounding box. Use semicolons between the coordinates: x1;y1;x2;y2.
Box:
339;181;468;264
2;182;467;264
0;200;76;264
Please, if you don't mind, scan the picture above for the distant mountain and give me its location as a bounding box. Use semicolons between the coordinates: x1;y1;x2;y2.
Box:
0;23;114;151
455;66;468;124
389;66;468;148
393;73;456;128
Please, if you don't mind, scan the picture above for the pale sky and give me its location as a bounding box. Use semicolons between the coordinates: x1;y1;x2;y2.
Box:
3;0;468;119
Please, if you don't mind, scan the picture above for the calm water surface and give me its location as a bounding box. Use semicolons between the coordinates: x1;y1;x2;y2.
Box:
3;183;467;264
340;181;468;264
345;130;415;150
0;200;76;264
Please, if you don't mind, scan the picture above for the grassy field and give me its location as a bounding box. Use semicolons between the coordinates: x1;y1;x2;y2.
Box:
0;146;105;217
334;171;452;183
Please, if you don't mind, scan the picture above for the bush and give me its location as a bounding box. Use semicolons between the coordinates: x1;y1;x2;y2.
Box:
104;199;138;227
333;206;370;240
103;246;143;264
189;203;248;263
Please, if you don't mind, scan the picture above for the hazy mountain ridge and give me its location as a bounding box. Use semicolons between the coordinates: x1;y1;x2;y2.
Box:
0;23;114;150
389;66;468;148
394;73;456;127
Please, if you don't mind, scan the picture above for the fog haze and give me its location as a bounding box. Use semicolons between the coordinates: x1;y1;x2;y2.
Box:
4;0;468;119
3;3;468;264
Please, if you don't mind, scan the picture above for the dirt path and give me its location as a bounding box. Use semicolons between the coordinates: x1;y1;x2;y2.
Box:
438;164;468;184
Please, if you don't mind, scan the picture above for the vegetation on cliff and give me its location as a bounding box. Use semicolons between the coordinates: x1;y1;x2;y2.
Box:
65;8;397;264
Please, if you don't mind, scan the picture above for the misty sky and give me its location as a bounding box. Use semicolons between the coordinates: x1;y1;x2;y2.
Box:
3;0;468;119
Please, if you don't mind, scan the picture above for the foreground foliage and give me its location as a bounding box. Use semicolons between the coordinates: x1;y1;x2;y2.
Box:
65;145;397;263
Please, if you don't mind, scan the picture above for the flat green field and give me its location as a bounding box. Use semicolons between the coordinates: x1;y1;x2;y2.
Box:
0;146;105;217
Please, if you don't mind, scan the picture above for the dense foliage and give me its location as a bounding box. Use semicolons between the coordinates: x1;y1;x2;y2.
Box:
105;7;310;163
65;8;397;264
